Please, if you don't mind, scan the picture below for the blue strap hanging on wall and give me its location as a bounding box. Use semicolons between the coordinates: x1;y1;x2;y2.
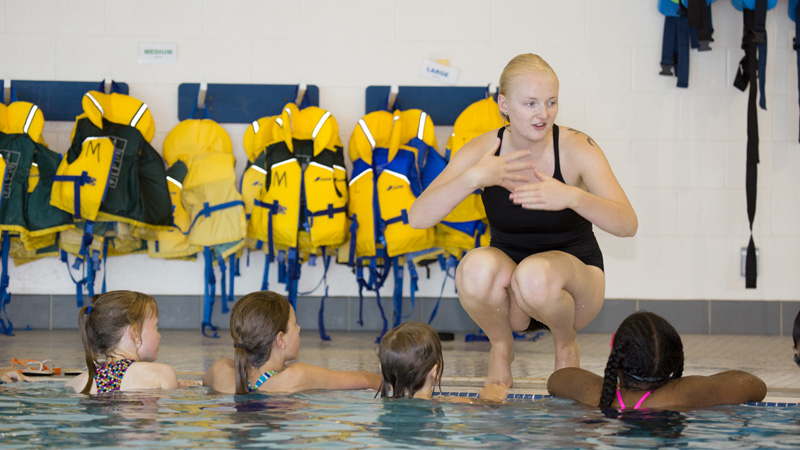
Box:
0;232;13;336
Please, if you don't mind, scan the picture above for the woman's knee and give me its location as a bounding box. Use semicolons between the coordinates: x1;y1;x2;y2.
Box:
456;250;510;298
510;259;563;308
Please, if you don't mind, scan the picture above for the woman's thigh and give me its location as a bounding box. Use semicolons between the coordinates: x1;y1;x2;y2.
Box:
513;251;605;330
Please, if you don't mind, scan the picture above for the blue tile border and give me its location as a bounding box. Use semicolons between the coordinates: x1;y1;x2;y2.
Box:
435;392;553;401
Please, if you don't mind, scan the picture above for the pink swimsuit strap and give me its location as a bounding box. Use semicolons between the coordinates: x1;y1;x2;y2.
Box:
616;389;652;410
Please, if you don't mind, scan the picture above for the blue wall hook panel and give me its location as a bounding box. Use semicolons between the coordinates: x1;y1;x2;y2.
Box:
1;80;129;122
178;83;319;123
365;86;493;126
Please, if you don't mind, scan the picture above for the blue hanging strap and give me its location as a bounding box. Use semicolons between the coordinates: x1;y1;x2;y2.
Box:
391;257;403;328
317;252;331;341
228;254;238;307
428;255;457;325
217;253;229;314
0;231;13;336
101;237;111;294
406;259;418;319
286;248;300;310
60;250;87;307
254;199;282;260
348;214;359;267
201;246;219;338
261;253;271;291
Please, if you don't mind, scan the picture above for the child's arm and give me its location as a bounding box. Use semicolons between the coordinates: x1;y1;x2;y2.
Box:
0;370;32;383
268;362;381;393
547;367;604;406
671;370;767;407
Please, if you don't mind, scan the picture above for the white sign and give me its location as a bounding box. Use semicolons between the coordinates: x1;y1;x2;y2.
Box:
139;43;177;64
419;59;459;85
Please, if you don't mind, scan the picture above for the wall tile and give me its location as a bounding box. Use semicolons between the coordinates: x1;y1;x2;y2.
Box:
251;38;349;87
711;301;780;335
151;38;253;85
52;295;80;329
1;35;56;79
491;0;587;45
156;295;202;330
639;300;709;335
105;1;203;37
580;299;636;334
6;0;104;34
421;297;478;333
630;140;726;189
782;301;800;338
626;188;679;236
4;295;50;331
397;0;489;42
203;0;300;38
301;0;396;40
585;92;680;141
586;0;663;47
54;36;155;83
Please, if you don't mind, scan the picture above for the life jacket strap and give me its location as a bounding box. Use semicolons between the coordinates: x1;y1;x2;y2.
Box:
201;246;219;338
0;231;13;336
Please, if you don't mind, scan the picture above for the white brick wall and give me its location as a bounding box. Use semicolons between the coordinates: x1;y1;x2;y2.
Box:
1;0;798;301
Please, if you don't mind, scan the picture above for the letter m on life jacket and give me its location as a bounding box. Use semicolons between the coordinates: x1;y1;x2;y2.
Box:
272;169;288;188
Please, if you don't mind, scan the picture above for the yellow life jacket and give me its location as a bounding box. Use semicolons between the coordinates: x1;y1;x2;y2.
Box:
434;96;502;258
249;103;348;256
150;118;246;261
241;115;282;250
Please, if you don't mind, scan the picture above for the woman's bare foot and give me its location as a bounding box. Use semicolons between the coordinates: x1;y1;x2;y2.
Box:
554;339;580;370
479;383;508;402
486;344;515;388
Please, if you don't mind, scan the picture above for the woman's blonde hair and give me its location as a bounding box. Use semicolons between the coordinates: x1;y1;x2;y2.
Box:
77;290;158;394
499;53;558;97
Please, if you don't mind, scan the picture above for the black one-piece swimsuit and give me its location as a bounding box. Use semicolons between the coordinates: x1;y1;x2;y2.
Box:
481;125;604;331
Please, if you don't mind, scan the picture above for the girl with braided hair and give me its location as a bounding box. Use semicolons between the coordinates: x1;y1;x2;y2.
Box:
547;312;766;409
203;290;381;395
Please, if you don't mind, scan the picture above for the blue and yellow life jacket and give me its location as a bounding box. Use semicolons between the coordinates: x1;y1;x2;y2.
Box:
347;109;438;339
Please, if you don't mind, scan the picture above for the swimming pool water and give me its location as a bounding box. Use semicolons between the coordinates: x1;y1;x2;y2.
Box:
1;382;799;449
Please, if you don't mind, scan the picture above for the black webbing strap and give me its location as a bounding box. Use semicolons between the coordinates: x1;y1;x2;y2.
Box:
795;0;800;142
733;0;766;288
687;0;713;50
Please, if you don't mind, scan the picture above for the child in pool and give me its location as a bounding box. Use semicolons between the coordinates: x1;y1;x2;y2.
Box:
202;290;382;394
547;311;766;410
377;321;503;402
66;290;178;394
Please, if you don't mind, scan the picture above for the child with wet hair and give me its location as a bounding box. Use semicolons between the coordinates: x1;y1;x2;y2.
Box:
203;290;381;394
377;321;501;402
377;321;444;399
548;311;766;410
66;290;178;394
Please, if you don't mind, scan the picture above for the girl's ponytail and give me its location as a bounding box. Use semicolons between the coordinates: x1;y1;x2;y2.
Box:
77;305;97;394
